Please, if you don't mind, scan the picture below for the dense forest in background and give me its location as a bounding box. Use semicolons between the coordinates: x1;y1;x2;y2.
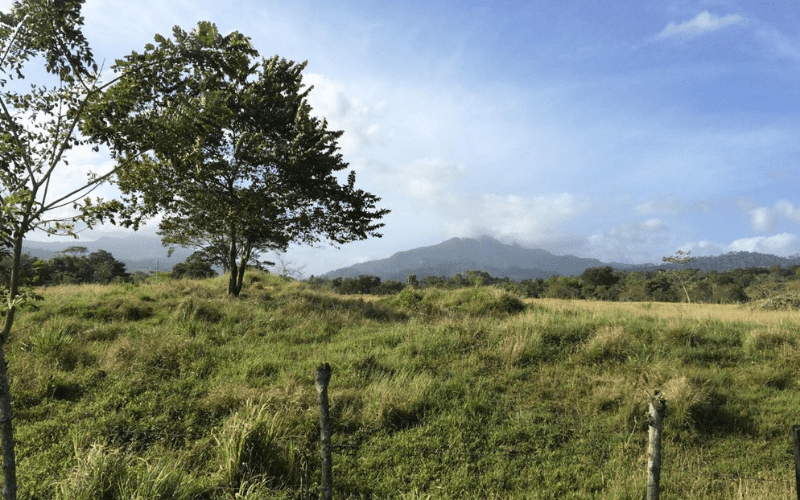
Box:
0;247;130;286
0;248;218;286
309;264;800;306
6;247;800;307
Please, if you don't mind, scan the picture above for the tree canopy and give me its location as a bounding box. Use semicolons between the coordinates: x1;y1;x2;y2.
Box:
171;251;218;280
83;22;389;296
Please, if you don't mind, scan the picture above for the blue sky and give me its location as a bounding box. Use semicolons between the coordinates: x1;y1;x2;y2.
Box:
9;0;800;276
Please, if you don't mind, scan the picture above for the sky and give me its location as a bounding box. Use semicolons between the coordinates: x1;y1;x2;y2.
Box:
5;0;800;276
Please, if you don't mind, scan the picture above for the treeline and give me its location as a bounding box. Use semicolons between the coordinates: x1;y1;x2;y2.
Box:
309;265;800;304
1;247;129;286
1;248;220;287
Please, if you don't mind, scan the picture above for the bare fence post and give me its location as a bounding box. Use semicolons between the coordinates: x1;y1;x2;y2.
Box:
646;390;667;500
792;425;800;500
316;363;333;500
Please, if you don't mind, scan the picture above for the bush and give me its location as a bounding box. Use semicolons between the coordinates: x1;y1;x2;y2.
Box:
171;252;219;279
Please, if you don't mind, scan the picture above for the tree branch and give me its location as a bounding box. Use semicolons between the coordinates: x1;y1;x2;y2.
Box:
41;150;144;213
0;12;29;71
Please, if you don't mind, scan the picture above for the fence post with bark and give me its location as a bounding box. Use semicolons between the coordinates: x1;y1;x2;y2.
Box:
646;389;667;500
792;425;800;500
316;363;333;500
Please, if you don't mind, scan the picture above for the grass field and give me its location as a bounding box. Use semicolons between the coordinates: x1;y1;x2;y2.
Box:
4;273;800;499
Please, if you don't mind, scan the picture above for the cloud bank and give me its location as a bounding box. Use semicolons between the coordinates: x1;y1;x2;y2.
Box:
748;200;800;232
654;11;744;41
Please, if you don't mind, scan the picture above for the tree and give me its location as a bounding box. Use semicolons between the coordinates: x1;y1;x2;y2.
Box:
581;266;619;290
271;253;304;280
0;1;152;496
661;250;697;303
85;249;128;283
543;275;584;299
171;251;218;279
83;22;389;296
61;245;87;256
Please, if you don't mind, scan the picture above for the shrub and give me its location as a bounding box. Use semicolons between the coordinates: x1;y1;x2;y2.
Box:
759;292;800;310
444;287;525;317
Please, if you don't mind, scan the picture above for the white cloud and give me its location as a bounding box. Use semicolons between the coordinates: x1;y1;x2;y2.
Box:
729;233;800;254
439;192;583;244
589;218;667;244
749;207;776;232
756;29;800;61
375;157;464;198
585;218;672;263
636;196;711;216
774;200;800;222
304;73;387;154
748;200;800;232
654;11;744;41
681;233;800;258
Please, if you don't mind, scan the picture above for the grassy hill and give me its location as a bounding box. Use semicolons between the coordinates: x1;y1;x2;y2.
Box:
5;273;800;499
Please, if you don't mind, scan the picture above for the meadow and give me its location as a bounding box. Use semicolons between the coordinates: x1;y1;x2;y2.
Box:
5;272;800;499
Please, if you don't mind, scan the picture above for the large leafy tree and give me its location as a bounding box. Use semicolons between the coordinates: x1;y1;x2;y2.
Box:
83;22;389;296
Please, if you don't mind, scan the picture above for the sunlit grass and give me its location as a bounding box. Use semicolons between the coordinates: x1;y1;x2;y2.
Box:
4;274;800;499
535;297;800;326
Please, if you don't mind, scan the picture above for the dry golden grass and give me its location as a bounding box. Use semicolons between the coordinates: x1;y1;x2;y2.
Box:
661;376;709;429
743;326;799;354
582;324;635;363
532;298;800;326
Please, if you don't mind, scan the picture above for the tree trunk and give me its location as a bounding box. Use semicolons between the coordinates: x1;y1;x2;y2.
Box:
235;261;246;296
0;345;16;500
227;231;239;297
0;230;25;500
226;236;250;297
227;263;240;297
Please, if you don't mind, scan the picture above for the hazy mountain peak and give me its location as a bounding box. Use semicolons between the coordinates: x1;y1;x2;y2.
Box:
321;235;800;281
322;235;600;280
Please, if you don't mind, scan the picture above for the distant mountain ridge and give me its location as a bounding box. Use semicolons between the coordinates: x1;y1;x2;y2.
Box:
322;236;607;281
322;236;800;281
21;235;195;273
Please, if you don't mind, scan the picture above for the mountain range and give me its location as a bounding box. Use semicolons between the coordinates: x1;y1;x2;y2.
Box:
21;235;195;273
20;234;800;280
321;235;800;281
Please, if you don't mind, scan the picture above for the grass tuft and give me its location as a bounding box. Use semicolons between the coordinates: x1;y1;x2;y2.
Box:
582;325;634;363
661;376;709;431
213;400;301;490
743;326;798;354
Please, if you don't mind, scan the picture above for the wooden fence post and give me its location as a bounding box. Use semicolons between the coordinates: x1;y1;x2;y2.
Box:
316;363;333;500
646;389;667;500
792;425;800;500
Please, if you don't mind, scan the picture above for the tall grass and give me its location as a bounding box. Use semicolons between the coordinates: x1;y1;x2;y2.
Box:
5;272;800;499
